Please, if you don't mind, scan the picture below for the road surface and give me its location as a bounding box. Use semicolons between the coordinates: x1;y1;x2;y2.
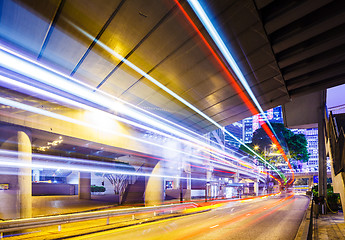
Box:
70;193;309;240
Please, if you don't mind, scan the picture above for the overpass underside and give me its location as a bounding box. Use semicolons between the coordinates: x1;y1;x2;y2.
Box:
0;106;264;219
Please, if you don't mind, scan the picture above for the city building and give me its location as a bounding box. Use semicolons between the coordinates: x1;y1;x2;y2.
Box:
228;106;319;173
291;128;319;172
241;106;283;144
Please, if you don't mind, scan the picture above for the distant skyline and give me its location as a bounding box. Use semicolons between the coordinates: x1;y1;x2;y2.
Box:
225;106;318;172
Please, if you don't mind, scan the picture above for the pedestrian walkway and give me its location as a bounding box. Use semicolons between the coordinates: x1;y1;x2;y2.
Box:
314;212;345;239
31;195;197;218
31;194;123;218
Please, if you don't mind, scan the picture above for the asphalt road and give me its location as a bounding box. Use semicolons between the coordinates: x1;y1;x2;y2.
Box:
71;193;310;240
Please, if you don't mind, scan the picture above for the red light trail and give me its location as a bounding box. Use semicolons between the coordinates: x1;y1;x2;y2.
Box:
173;0;294;184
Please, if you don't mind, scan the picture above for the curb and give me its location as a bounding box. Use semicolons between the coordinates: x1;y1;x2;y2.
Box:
294;196;312;240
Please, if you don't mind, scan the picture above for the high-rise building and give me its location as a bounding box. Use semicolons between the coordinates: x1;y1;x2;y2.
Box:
243;118;253;143
226;105;319;172
241;106;283;143
224;121;243;148
291;128;318;172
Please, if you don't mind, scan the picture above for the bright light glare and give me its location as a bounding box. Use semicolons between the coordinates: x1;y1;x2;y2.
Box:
0;47;268;178
185;0;291;182
187;0;265;119
64;23;281;179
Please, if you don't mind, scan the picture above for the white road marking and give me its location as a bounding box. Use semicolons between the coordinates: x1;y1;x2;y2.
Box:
210;225;219;229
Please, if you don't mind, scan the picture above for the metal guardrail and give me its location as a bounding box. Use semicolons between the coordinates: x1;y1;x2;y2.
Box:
0;202;197;235
307;197;314;240
327;111;345;175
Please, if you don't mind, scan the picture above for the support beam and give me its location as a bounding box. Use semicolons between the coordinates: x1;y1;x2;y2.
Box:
254;179;259;196
145;161;163;206
0;127;32;219
318;90;327;214
308;177;313;188
17;131;32;219
79;172;91;200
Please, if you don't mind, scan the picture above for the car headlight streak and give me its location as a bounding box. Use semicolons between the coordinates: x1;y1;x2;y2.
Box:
64;22;284;180
0;46;265;174
174;0;291;183
0;43;280;180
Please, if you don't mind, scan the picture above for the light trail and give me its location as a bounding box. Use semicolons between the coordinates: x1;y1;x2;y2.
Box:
0;155;204;182
62;21;283;180
0;96;204;164
176;194;294;240
173;0;291;183
0;93;253;175
0;20;283;181
0;149;266;184
0;94;261;179
0;47;265;176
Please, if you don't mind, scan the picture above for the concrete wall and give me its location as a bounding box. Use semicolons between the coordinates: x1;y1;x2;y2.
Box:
0;127;32;219
32;183;76;195
0;109;166;158
165;189;191;200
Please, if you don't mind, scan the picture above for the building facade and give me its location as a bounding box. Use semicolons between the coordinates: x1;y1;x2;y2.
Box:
291;128;318;172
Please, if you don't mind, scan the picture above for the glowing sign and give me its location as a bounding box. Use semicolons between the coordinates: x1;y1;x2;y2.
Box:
0;184;9;190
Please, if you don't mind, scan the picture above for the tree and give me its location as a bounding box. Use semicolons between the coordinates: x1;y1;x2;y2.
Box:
96;161;135;204
249;123;309;164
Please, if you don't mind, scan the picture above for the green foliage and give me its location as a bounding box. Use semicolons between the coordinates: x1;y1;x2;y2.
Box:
91;185;106;192
251;123;309;163
312;183;341;211
239;144;255;156
311;184;318;197
239;144;268;166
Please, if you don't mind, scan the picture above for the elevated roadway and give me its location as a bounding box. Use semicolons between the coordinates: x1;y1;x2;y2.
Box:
1;0;345;224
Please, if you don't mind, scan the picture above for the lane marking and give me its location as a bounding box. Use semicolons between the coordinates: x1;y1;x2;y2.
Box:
210;225;219;229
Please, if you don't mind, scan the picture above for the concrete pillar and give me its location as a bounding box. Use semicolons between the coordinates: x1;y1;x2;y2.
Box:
234;172;239;183
308;177;313;188
17;131;32;219
254;179;259;196
187;172;191;190
78;172;91;200
0;128;33;219
145;161;163;206
185;172;192;201
318;91;327;214
17;131;32;218
32;169;40;182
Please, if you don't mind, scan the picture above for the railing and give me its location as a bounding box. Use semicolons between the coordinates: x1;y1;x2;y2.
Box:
131;163;145;184
307;197;314;240
0;202;197;236
326;111;345;175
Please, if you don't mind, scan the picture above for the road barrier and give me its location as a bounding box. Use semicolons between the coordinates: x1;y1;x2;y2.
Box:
0;202;197;236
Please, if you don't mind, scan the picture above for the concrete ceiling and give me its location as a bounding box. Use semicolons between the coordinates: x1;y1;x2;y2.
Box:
0;0;345;134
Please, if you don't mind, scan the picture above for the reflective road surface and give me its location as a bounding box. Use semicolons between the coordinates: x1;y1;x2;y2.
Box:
71;194;309;240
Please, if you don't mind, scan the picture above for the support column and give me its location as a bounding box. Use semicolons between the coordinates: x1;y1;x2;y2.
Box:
32;169;40;182
308;177;313;188
254;179;259;196
17;131;32;219
318;90;327;214
79;172;91;200
183;172;192;201
145;161;163;206
187;172;191;190
234;172;239;183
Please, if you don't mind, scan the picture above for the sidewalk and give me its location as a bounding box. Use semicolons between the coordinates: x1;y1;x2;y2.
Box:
314;211;345;239
32;194;124;217
31;195;200;218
